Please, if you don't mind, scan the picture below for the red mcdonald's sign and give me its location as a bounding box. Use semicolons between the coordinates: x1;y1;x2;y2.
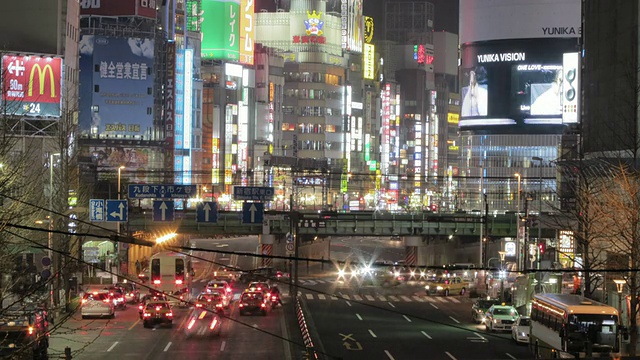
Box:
2;55;62;117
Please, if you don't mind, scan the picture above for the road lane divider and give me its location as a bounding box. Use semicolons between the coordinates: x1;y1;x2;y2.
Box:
163;342;172;352
346;301;352;307
356;313;363;321
445;351;458;360
128;319;140;331
506;353;516;359
421;331;432;339
107;341;118;352
368;329;377;338
430;303;439;309
402;315;412;322
384;350;396;360
449;316;460;324
388;302;395;308
220;341;226;351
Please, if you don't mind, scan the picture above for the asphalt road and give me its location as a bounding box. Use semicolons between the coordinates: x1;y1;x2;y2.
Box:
50;236;293;360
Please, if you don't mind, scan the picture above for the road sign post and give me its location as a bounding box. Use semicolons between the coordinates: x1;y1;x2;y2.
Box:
153;200;175;222
196;201;218;223
89;199;105;222
233;186;275;201
242;202;264;224
106;200;128;222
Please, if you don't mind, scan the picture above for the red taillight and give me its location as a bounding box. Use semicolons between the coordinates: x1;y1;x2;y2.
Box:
143;313;151;317
271;296;276;301
257;287;261;291
239;304;244;308
166;312;173;317
175;279;183;285
261;303;266;308
153;280;161;285
207;299;212;302
210;319;218;329
27;327;34;335
216;304;222;308
180;295;184;300
103;299;110;303
138;305;143;310
187;319;196;330
129;293;134;297
196;303;203;308
155;306;161;311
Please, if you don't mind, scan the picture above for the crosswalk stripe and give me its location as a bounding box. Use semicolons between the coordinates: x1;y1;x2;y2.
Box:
330;295;338;300
400;296;412;302
318;294;326;300
305;294;313;300
412;296;425;302
353;295;363;301
306;280;316;286
450;297;461;303
378;295;387;301
365;295;375;301
388;296;399;302
316;280;325;284
435;297;448;303
342;295;350;300
424;297;436;302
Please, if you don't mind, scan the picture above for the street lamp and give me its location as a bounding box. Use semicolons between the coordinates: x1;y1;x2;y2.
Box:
499;251;506;302
117;165;125;200
532;157;543;269
614;279;626;326
514;173;522;270
115;166;125;276
48;153;60;308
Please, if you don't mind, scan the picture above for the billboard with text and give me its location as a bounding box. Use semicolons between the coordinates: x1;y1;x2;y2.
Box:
239;0;255;65
2;55;62;117
79;35;155;137
201;0;240;62
80;0;157;19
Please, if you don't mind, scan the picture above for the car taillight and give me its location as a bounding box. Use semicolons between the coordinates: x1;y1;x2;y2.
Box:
210;319;218;329
257;287;261;291
239;304;244;307
155;306;161;311
261;303;266;308
153;280;161;285
272;296;277;301
138;305;143;310
266;292;271;298
28;327;34;335
180;295;184;300
143;313;151;317
196;303;203;308
207;299;212;302
129;293;134;297
187;319;196;330
226;288;231;293
216;304;222;308
103;299;110;303
175;279;183;285
166;312;173;317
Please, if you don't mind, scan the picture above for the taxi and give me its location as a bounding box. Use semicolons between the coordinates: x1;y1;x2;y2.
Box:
195;292;229;312
471;298;502;323
424;276;469;296
484;303;518;332
238;291;268;316
138;292;169;318
246;281;271;297
81;291;115;319
142;301;173;328
205;280;232;296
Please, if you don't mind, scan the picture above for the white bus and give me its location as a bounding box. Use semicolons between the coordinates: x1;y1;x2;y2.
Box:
149;251;193;302
530;293;620;359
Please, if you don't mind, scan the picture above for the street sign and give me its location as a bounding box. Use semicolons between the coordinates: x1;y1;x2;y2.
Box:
233;186;275;201
196;201;218;223
153;200;175;221
89;199;105;222
286;232;294;255
106;200;128;222
242;202;264;224
84;247;99;263
286;243;294;252
128;184;197;199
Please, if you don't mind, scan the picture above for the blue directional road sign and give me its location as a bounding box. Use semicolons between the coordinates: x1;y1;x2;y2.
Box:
153;200;175;222
242;202;264;224
128;184;197;199
89;199;105;222
233;186;275;201
196;202;218;223
106;200;128;222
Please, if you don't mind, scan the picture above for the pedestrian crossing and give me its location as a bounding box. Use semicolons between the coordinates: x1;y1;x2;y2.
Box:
296;292;468;304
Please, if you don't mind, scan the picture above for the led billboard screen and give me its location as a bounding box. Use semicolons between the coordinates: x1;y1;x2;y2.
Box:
2;55;62;117
239;0;255;65
459;38;578;131
79;35;155;137
201;0;240;62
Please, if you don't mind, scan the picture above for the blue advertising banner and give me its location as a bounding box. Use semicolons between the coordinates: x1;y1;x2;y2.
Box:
79;35;155;137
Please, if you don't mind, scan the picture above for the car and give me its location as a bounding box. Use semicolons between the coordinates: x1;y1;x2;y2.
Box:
213;266;240;283
238;291;268;316
81;292;115;319
205;280;232;296
0;304;50;360
105;286;127;309
471;298;502;324
484;304;519;332
171;288;190;307
194;292;228;312
115;282;140;303
511;315;531;344
246;281;271;297
184;308;222;338
425;276;469;296
138;292;169;318
141;301;173;328
241;266;281;282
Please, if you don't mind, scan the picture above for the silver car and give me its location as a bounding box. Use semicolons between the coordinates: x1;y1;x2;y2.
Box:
81;292;115;319
511;315;531;344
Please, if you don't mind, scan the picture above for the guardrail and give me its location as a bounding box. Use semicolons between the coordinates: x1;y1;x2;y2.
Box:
295;296;319;359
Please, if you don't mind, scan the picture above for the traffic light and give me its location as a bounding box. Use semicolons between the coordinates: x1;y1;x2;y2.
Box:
538;242;545;255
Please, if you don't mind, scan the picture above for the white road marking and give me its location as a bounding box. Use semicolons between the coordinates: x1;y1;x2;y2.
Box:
384;350;396;360
430;303;439;309
369;329;377;338
353;295;363;301
220;341;226;351
449;316;460;324
107;342;118;352
403;315;412;322
436;297;448;303
388;302;396;308
388;295;399;302
356;313;363;321
378;295;387;301
316;280;325;284
318;294;326;300
445;351;457;360
330;295;338;300
365;295;375;301
424;296;436;302
506;353;516;359
163;342;172;352
421;331;432;339
412;296;425;302
400;295;412;302
305;293;313;300
450;297;461;303
346;301;352;307
342;295;351;300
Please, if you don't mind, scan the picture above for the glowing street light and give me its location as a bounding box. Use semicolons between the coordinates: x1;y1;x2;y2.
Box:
155;233;178;244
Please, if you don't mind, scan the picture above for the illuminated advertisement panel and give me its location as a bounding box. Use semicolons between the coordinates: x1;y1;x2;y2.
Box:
239;0;255;65
562;52;580;124
174;50;185;148
88;145;162;183
201;0;240;61
184;49;193;149
165;43;176;153
363;44;375;80
2;55;62;117
80;0;158;18
78;35;154;136
364;16;374;44
459;38;578;131
347;0;363;53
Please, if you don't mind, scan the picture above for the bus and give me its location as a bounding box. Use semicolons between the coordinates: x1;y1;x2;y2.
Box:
530;293;620;359
149;251;194;302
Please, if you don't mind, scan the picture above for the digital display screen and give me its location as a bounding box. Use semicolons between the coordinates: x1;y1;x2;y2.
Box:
459;38;579;132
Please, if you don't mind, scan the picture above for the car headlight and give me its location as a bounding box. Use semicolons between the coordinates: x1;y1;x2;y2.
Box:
436;286;443;291
493;319;498;323
425;285;430;290
519;332;527;337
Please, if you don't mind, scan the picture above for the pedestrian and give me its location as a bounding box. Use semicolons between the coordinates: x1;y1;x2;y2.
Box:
135;260;141;274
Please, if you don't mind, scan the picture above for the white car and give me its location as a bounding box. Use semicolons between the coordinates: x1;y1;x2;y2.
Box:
81;292;115;319
484;304;518;332
511;315;531;344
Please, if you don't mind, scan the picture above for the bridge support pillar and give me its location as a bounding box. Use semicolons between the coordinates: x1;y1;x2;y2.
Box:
259;234;275;268
404;236;422;266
